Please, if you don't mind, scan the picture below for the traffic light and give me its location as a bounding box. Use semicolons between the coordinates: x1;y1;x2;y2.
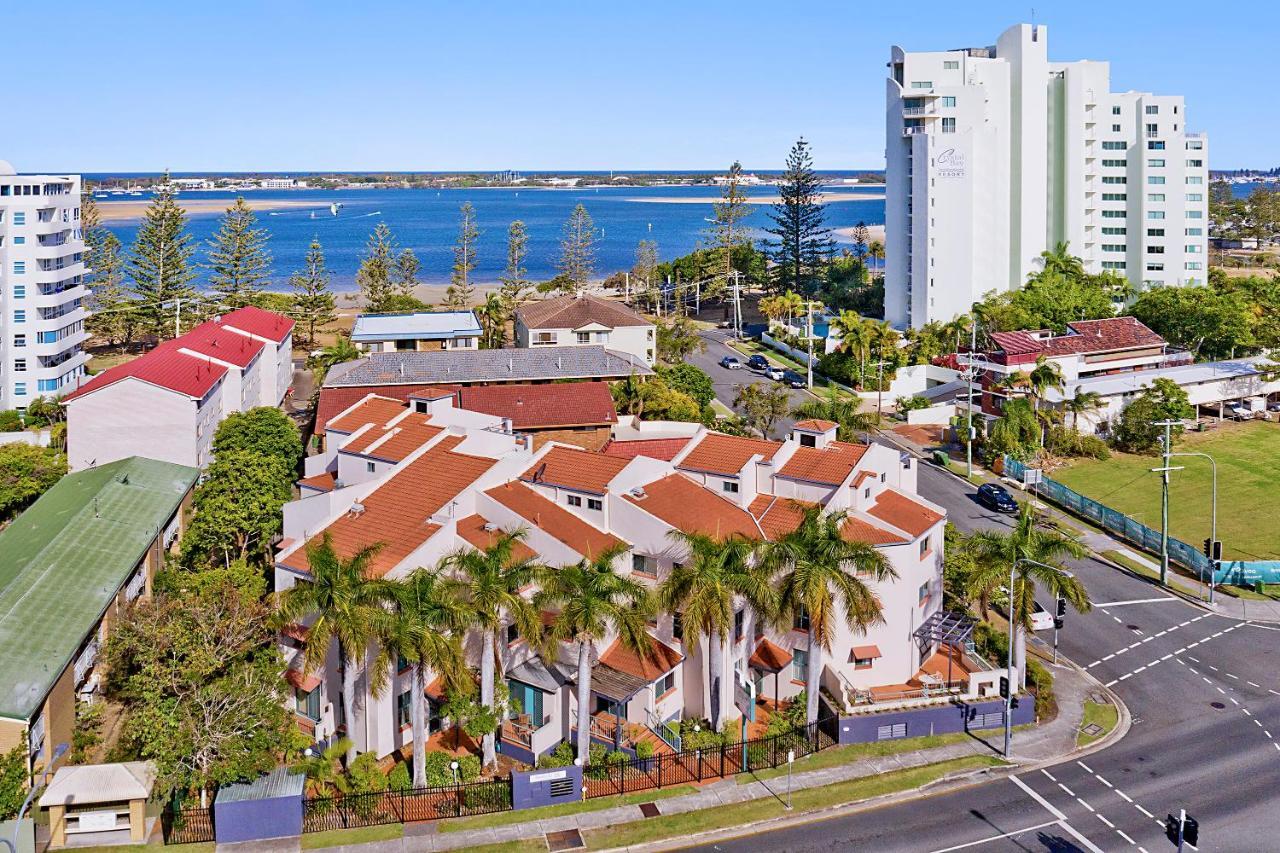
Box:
1053;617;1064;630
999;676;1009;699
1166;814;1179;845
1183;816;1199;846
1204;538;1213;559
1204;539;1223;561
1056;598;1067;618
1010;695;1020;710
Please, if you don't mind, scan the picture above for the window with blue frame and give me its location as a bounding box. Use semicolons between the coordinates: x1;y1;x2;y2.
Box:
295;687;321;721
13;262;25;275
792;648;809;684
13;311;24;324
507;679;545;727
12;285;24;298
13;383;26;396
37;379;57;392
13;212;24;225
13;236;23;245
397;690;412;728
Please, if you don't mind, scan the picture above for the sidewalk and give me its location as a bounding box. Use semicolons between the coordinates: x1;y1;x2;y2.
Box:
313;665;1120;853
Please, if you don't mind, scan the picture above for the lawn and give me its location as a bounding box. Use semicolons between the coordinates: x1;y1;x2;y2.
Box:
439;785;695;833
1077;700;1119;747
1053;422;1280;561
582;755;1005;849
300;823;403;849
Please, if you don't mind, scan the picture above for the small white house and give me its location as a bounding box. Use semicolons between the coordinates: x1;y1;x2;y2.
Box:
351;311;481;353
515;294;655;367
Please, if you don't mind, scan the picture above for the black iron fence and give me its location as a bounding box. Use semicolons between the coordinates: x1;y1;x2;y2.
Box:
161;716;841;844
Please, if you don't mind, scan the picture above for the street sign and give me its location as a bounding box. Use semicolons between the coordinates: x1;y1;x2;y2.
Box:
734;669;755;717
1023;468;1043;487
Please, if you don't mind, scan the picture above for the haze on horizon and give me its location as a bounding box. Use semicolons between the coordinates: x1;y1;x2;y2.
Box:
6;0;1267;173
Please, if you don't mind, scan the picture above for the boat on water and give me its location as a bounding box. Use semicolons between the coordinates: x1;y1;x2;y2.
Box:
329;202;344;216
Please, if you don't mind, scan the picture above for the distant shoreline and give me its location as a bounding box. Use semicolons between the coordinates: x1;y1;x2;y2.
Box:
625;191;885;205
96;198;328;223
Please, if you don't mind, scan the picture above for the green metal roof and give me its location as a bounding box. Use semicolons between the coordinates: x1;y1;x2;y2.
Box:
0;457;198;721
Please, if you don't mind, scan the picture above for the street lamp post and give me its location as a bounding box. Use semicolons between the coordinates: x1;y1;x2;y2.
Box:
1170;451;1218;603
962;351;991;479
1150;421;1184;587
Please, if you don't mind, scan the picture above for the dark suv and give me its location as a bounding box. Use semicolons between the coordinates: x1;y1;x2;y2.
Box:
976;483;1018;513
747;354;770;371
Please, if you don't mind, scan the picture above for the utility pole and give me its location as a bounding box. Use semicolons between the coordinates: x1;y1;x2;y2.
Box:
806;299;814;390
1151;421;1184;587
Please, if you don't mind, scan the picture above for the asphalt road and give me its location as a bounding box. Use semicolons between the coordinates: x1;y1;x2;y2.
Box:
681;462;1279;852
690;329;816;438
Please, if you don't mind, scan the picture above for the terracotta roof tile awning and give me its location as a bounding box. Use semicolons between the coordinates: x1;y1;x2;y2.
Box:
776;441;869;486
850;645;882;661
677;433;780;477
297;472;337;493
601;437;691;462
456;382;618;430
598;634;683;682
281;623;310;643
841;515;909;546
749;637;793;673
285;668;321;692
793;418;837;432
749;494;905;545
521;445;630;494
866;490;945;539
316;385;461;436
484;482;626;558
625;474;761;541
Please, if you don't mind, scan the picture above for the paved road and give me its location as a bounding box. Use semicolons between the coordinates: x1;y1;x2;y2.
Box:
683;463;1279;851
690;329;815;438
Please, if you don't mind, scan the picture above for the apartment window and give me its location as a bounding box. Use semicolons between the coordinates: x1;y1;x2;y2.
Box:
792;648;809;684
576;331;591;344
943;60;959;69
13;359;25;372
365;461;375;473
397;690;412;728
1101;176;1126;184
12;236;23;245
1145;123;1158;135
1186;176;1203;185
733;609;745;643
12;285;24;299
941;96;956;107
13;383;26;396
295;687;321;721
12;310;25;324
919;537;931;559
37;379;57;393
586;497;603;511
722;480;739;494
1145;105;1159;115
1102;244;1126;253
1101;159;1127;167
1147;194;1165;203
910;81;932;89
1186;262;1203;270
853;651;876;670
506;622;519;646
12;212;24;225
1187;140;1204;150
1102;193;1127;202
1149;159;1165;167
1185;227;1203;236
1102;141;1126;150
1148;211;1166;220
1186;193;1203;202
1101;210;1126;218
1148;176;1165;185
1102;227;1127;236
941;117;956;133
1111;124;1122;132
672;612;684;641
793;607;810;632
1147;228;1165;237
1111;106;1121;115
1101;261;1127;270
918;580;931;604
1187;210;1203;219
1148;141;1165;150
1185;245;1202;253
1186;159;1203;168
13;335;25;348
632;553;655;577
1148;245;1165;254
654;670;676;698
13;262;25;275
533;331;556;345
566;495;582;508
1146;263;1165;272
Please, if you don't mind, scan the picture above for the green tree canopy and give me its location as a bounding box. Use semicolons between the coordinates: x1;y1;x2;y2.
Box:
181;450;293;567
557;204;597;292
763;138;834;295
206;197;272;308
127;173;197;339
656;316;705;364
211;407;303;472
0;442;67;520
290;238;337;348
1131;283;1256;359
656;363;714;409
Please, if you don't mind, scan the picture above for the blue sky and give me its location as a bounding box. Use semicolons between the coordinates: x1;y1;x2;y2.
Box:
7;0;1266;172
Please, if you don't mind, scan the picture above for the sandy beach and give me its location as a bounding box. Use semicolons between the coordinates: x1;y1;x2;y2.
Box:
624;191;884;205
833;224;887;244
96;198;329;223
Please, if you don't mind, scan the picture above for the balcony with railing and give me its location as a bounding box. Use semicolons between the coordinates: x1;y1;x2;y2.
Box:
902;125;930;137
73;638;100;687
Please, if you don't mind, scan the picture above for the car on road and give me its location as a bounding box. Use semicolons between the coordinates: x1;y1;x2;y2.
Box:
764;365;786;381
1030;600;1055;632
976;483;1018;514
719;355;743;370
747;354;770;371
781;370;806;388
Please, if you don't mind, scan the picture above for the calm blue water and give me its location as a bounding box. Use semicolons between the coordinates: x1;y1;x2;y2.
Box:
99;184;886;291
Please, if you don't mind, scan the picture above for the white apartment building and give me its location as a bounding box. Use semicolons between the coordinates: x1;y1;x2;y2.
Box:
515;294;656;367
0;162;89;411
884;23;1209;328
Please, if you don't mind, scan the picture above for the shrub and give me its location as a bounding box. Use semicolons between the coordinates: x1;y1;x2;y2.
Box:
1046;426;1110;460
420;750;478;787
347;752;387;794
896;395;931;413
537;741;576;769
634;741;655;761
455;754;481;782
605;750;629;766
1025;657;1057;719
387;762;411;792
0;410;22;432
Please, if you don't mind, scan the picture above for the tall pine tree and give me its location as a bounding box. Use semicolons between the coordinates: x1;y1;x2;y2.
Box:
395;248;420;299
355;223;397;312
128;173;197;339
445;202;479;308
290;238;336;347
707;161;751;290
557;204;597;293
498;219;530;309
82;187;138;346
206;197;272;308
763;139;833;296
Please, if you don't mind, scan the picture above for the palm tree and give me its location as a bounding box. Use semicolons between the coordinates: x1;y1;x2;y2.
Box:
443;529;545;769
536;544;651;762
759;505;896;723
833;311;872;385
791;386;878;440
476;292;508;349
611;372;648;418
867;240;885;270
967;504;1090;687
309;336;361;383
292;736;354;797
658;532;773;732
1036;242;1086;279
1026;356;1065;446
275;534;397;765
1063;389;1105;432
386;567;471;788
988;397;1040;461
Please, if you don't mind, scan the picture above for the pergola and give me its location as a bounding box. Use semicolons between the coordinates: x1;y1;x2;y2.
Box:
912;611;976;686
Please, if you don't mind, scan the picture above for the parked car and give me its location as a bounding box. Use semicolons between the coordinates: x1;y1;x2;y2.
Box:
976;483;1018;514
781;370;806;388
764;366;786;381
747;354;770;371
719;355;743;370
1225;402;1254;421
1030;600;1055;632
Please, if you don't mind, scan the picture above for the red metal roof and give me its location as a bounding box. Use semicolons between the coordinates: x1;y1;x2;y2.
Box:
220;306;295;343
63;340;228;402
455;382;618;430
178;319;265;367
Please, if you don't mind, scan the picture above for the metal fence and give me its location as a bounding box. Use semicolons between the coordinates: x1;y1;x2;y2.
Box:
302;778;513;833
160;805;215;845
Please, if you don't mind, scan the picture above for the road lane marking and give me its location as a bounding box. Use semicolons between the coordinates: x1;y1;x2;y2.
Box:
1135;804;1154;818
1117;790;1133;802
1059;783;1076;796
1041;769;1057;782
1097;814;1115;828
925;820;1063;852
1077;761;1093;773
1117;829;1136;844
1091;597;1177;607
1012;775;1065;819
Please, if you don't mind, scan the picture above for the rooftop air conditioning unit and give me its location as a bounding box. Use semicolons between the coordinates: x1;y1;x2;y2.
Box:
349;502;366;517
483;522;499;533
629;486;646;500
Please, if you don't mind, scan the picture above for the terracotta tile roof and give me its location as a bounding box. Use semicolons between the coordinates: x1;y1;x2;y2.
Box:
625;474;762;540
748;637;793;672
340;414;443;462
63;340;228;402
776;441;869;486
297;472;337;493
284;668;321;692
677;432;780;477
484;481;626;558
220;306;295;343
279;435;498;578
748;494;906;545
989;317;1164;360
866;489;945;539
598;634;683;681
601;437;692;462
326;395;409;433
850;644;882;661
316;384;461;436
521;445;630;494
177;319;266;367
516;293;651;330
456;382;617;430
281;623;310;643
455;514;539;563
793;418;837;432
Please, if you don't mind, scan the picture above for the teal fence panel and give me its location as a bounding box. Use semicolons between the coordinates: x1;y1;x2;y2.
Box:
1216;562;1280;585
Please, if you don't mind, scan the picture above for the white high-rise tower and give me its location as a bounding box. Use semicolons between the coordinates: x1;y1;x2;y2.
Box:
884;23;1209;329
0;161;89;411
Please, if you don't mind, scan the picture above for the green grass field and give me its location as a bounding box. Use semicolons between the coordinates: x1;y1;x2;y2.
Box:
1053;422;1280;561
